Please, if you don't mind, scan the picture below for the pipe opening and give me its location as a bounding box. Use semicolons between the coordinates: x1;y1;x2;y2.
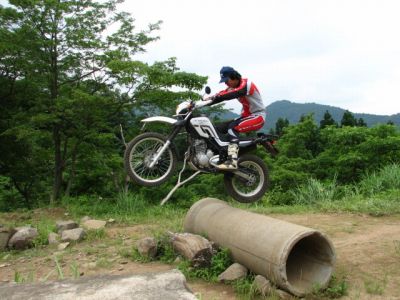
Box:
286;232;335;293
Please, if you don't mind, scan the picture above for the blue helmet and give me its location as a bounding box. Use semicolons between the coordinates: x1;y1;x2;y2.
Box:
219;66;237;83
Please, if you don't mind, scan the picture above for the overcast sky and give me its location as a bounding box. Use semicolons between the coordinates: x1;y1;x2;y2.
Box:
2;0;399;115
121;0;400;115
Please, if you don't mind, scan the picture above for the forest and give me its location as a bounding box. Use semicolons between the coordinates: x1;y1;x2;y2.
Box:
1;0;400;214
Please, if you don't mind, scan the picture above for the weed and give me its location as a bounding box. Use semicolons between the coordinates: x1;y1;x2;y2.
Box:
70;261;80;279
14;271;24;283
312;273;348;298
178;248;232;282
231;275;256;299
96;258;113;269
155;235;177;264
291;177;339;206
41;269;55;282
85;229;106;242
364;275;387;295
131;248;152;263
359;163;400;196
14;270;35;283
54;256;64;280
33;219;57;247
117;247;133;259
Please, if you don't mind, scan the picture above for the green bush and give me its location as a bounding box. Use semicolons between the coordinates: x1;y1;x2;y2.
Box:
0;176;24;212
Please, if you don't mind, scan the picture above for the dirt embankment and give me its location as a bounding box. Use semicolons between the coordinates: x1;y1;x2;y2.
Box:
1;211;400;299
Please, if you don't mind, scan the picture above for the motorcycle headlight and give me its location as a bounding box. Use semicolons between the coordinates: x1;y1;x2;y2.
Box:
176;101;191;115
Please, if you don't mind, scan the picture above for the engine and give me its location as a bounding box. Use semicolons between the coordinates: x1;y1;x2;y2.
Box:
192;139;214;168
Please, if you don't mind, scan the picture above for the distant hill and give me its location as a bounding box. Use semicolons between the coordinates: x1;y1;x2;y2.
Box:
264;100;400;130
213;100;399;131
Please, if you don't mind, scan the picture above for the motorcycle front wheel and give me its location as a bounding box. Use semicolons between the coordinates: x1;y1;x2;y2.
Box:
224;154;269;203
124;132;177;187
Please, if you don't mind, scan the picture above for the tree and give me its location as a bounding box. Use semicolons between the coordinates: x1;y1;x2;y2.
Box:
341;110;357;127
320;110;337;129
275;117;289;136
277;114;321;159
357;118;367;127
0;1;207;205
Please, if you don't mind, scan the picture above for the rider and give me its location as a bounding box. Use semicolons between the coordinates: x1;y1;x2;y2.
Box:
206;66;266;170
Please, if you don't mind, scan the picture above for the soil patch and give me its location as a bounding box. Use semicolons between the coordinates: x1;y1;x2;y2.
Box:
1;212;400;299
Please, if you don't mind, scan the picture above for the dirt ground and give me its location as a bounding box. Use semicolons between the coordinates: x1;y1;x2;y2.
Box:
1;211;400;299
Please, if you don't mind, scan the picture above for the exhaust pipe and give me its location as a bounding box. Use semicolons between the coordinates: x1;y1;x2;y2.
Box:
184;198;336;297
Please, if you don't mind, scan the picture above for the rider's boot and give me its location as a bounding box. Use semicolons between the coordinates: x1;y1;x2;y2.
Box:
217;143;239;170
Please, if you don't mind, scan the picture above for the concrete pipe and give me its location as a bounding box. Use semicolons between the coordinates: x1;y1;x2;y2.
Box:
184;198;336;297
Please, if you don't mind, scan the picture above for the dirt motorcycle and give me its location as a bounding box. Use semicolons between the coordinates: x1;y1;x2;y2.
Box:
124;87;278;203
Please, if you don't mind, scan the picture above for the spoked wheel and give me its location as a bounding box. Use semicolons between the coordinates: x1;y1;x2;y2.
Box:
124;132;177;186
224;154;269;203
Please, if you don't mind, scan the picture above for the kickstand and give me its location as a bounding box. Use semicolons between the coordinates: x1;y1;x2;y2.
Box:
160;152;201;206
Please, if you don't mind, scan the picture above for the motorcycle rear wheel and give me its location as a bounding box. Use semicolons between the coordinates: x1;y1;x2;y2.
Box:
224;154;269;203
124;132;177;187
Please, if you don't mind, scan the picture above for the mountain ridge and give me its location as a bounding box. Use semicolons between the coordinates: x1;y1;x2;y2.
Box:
265;100;400;130
220;100;400;130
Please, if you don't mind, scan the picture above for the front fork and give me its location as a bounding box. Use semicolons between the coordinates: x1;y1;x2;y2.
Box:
148;125;182;168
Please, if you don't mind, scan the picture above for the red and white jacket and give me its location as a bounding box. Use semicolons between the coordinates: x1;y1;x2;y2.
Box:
212;78;265;118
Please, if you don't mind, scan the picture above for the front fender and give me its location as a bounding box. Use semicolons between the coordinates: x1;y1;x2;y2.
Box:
141;116;177;125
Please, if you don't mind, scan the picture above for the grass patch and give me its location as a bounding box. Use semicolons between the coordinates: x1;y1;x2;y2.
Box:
14;270;35;283
311;273;349;299
85;229;106;242
364;275;388;295
95;257;113;269
231;275;257;300
177;248;232;282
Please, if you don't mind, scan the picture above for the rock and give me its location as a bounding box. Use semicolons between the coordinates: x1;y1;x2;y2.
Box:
61;228;86;242
136;237;157;258
48;232;60;245
0;227;16;250
57;242;70;251
1;270;198;300
7;227;38;250
56;220;78;233
217;263;247;282
80;216;91;223
107;218;115;224
253;275;272;296
276;289;293;299
169;232;213;267
82;219;107;230
0;263;11;268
